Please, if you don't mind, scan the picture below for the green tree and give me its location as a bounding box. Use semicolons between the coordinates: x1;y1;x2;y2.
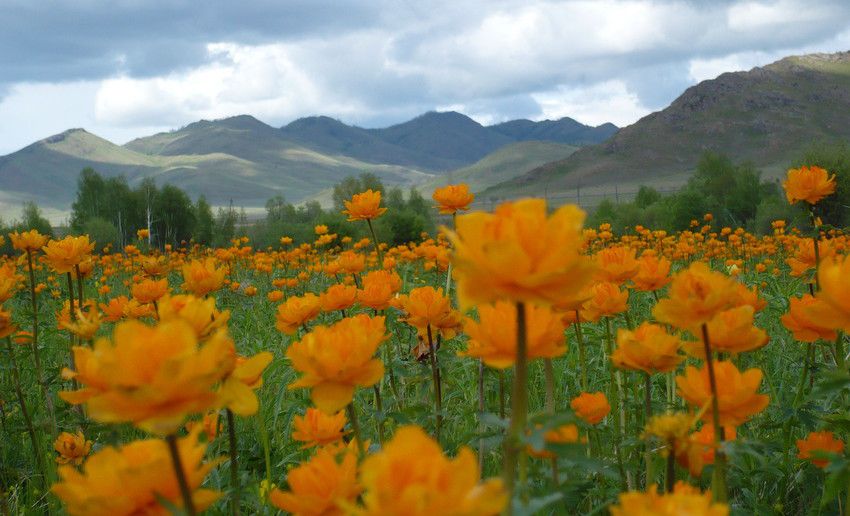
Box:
70;168;106;230
634;186;661;208
17;201;53;236
153;185;196;247
332;173;385;211
795;142;850;227
81;216;119;249
194;196;215;245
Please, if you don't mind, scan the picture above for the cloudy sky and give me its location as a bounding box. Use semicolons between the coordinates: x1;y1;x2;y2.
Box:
1;0;849;154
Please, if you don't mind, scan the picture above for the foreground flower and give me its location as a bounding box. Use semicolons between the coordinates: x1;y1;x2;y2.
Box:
433;184;475;214
218;352;273;415
808;255;850;332
570;392;611;425
676;361;769;427
594;245;639;285
781;295;837;342
54;431;93;465
131;278;169;304
51;429;220;516
292;408;347;449
287;315;386;413
684;306;768;357
396;286;462;340
352;425;507;515
446;199;595;307
60;320;236;435
275;293;322;335
460;301;566;368
653;262;738;329
42;235;94;273
632;253;672;292
783;165;836;205
10;229;49;252
157;294;231;339
797;431;845;468
612;322;683;374
269;447;361;516
320;284;357;312
610;484;728;515
343;189;387;221
181;258;226;297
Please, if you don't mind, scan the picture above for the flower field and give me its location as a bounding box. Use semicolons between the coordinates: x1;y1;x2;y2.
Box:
2;168;850;515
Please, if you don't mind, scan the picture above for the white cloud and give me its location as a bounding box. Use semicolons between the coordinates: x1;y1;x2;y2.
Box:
532;80;650;127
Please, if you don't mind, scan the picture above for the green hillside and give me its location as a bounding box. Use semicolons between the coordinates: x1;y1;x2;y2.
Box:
486;51;850;201
418;141;578;194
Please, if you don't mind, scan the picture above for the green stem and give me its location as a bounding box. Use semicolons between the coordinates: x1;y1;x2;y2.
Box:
605;317;629;491
574;316;588;391
26;250;56;436
347;402;365;459
644;372;654;489
426;324;442;443
166;433;197;516
701;323;728;503
478;358;486;471
226;409;240;516
544;359;556;412
366;218;384;265
503;302;529;513
373;385;385;446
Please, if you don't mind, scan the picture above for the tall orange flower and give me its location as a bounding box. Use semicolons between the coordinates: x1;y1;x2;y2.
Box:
59;320;236;435
781;295;837;342
633;253;672;292
131;278;169;304
53;431;93;465
460;301;566;368
676;361;769;427
217;352;273;415
446;199;595;307
51;429;221;516
10;229;49;252
157;294;230;339
0;265;22;303
797;431;845;468
692;306;768;356
269;447;361;515
291;408;347;449
610;484;728;515
653;262;738;329
807;255;850;332
594;245;639;284
42;235;94;274
432;184;475;214
395;286;461;339
320;284;358;312
343;189;387;221
612;322;683;374
181;258;226;297
783;165;836;205
581;281;629;322
352;425;507;515
275;293;322;335
570;392;611;425
286;314;386;413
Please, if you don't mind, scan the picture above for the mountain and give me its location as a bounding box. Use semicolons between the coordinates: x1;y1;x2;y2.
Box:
418;141;578;194
490;118;618;145
485;51;850;200
2;117;434;210
280;111;616;171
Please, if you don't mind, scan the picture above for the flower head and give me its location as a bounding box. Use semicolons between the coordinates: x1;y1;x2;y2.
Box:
570;392;610;425
610;484;728;516
269;447;361;516
653;262;738;329
60;320;236;435
352;425;507;516
51;429;221;516
131;278;169;304
447;199;595;308
43;236;94;274
275;293;322;335
287;315;386;413
343;189;387;221
218;352;273;416
292;408;348;449
433;184;475;214
633;253;672;292
676;361;769;427
10;229;49;253
594;245;639;285
612;323;683;374
320;284;358;312
797;431;845;468
157;294;230;339
181;258;226;297
395;286;462;340
54;431;93;465
460;301;566;368
783;165;836;205
781;295;837;342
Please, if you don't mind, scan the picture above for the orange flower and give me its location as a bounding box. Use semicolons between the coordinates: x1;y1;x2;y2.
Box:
528;423;584;458
10;229;49;253
291;408;348;449
53;430;93;465
653;262;738;329
0;307;17;339
353;425;507;515
460;301;566;368
610;484;728;515
131;278;169;304
181;258;226;297
99;296;129;322
356;281;394;311
786;238;834;278
676;361;769;427
781;295;837;342
581;281;629;322
157;294;230;339
807;255;850;332
275;293;322;335
594;245;639;284
42;235;94;274
362;269;401;294
783;165;836;205
139;255;169;277
320;284;358;312
432;184;475;214
51;429;221;516
447;199;595;307
797;431;845;468
0;264;21;304
185;411;220;441
633;253;672;292
679;425;737;477
683;306;768;357
59;320;236;435
343;189;387;221
267;290;285;302
218;352;273;416
315;224;329;235
612;322;683;374
60;307;102;341
570;392;610;425
269;446;361;516
287;315;386;413
395;286;462;339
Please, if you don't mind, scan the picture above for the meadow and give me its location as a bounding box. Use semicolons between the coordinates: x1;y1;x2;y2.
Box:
0;167;848;515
